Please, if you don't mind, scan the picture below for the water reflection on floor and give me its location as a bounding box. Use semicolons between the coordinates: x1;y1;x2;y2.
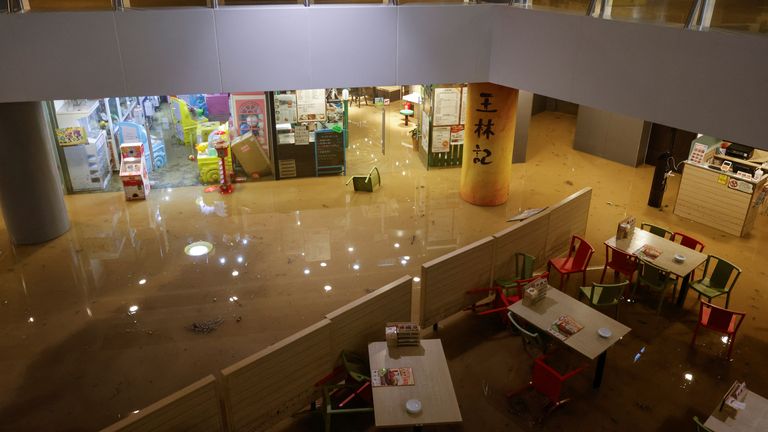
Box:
0;110;766;431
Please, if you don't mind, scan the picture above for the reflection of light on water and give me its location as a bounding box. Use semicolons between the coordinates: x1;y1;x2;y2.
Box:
304;268;311;275
138;279;147;285
231;270;239;277
229;296;238;302
403;256;410;261
394;243;400;248
413;277;421;282
27;317;34;323
128;305;139;315
320;262;327;267
400;259;407;265
633;346;646;363
348;247;354;252
353;264;360;270
236;256;243;263
324;285;332;292
242;239;248;245
684;373;693;382
721;336;730;344
132;410;140;414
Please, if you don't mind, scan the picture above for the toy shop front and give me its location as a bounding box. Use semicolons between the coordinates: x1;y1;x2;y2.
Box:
50;89;357;199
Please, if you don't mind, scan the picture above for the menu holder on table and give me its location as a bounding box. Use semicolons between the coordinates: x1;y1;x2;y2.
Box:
385;322;420;348
548;315;583;341
616;216;636;241
372;367;415;387
522;277;548;306
719;381;748;418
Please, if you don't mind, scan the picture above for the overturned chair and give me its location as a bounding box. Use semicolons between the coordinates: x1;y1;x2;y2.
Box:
346;167;381;192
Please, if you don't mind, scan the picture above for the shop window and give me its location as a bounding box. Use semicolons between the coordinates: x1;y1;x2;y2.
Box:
25;0;113;10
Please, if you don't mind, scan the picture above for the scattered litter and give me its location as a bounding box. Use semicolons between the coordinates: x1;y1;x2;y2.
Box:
145;330;153;335
188;318;224;334
482;380;489;396
411;235;416;245
235;316;242;323
212;297;217;302
565;180;574;186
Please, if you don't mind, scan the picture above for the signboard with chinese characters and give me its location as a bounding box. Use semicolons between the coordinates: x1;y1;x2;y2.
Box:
459;83;519;206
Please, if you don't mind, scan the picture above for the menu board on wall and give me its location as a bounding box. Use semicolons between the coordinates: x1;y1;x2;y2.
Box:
275;94;297;123
433;87;461;126
432;126;451;153
315;130;344;168
460;87;468;125
294;125;309;145
297;89;327;122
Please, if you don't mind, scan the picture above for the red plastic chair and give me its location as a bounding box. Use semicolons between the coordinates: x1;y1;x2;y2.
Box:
599;244;638;286
466;273;549;324
547;235;595;291
507;355;587;422
671;232;705;280
690;301;746;360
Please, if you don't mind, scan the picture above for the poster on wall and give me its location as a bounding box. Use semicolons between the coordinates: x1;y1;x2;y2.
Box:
56;127;88;146
421;112;430;153
296;89;327;122
432;127;451;153
294;125;309;145
275;94;297;123
460;87;468;125
433;87;461;126
450;125;464;147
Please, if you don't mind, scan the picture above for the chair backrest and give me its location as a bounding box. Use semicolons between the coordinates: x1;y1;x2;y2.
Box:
693;416;714;432
507;311;541;342
571;235;595;270
606;244;637;269
588;281;628;305
514;253;536;280
698;301;746;335
704;255;741;292
638;259;669;286
640;223;672;239
671;232;705;252
532;357;566;404
341;351;370;383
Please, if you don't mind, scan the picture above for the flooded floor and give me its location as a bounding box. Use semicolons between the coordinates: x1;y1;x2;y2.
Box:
0;109;766;431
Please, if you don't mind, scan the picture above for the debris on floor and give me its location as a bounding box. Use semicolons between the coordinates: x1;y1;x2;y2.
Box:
188;318;224;334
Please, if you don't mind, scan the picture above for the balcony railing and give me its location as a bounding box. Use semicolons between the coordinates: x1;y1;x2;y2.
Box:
3;0;766;35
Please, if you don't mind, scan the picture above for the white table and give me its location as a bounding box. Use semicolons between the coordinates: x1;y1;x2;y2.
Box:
705;386;768;431
367;339;462;429
508;287;631;388
605;227;707;307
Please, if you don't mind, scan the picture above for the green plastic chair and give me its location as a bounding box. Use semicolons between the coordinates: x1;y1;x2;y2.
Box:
495;253;535;294
693;415;714;432
632;259;674;314
319;351;374;432
640;222;673;239
579;281;629;319
346;166;381;192
507;311;551;359
690;255;741;308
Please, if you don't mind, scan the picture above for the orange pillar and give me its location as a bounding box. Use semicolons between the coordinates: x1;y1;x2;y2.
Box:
460;83;518;206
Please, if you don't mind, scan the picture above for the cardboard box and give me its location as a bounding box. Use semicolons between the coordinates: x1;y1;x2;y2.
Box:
119;157;150;201
231;132;272;177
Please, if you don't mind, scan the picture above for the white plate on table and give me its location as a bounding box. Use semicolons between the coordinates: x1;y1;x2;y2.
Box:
598;327;612;338
673;254;686;263
405;399;422;414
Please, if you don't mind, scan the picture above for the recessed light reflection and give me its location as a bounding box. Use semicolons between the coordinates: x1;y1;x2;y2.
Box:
138;279;147;285
324;285;332;292
219;257;226;265
684;373;693;382
320;262;327;267
242;239;248;245
394;243;400;248
27;317;34;323
237;256;244;263
229;296;239;302
400;260;407;265
128;305;139;315
231;270;239;277
721;336;730;344
185;241;213;256
353;264;360;270
403;256;410;261
304;268;311;275
348;247;355;252
132;410;140;414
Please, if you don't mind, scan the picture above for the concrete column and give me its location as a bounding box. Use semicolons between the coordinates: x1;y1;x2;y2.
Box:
460;83;518;206
0;102;70;244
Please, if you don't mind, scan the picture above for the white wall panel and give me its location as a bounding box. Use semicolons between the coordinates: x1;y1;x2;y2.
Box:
116;9;222;96
308;5;397;88
216;6;311;91
0;12;124;102
489;7;578;101
397;4;493;85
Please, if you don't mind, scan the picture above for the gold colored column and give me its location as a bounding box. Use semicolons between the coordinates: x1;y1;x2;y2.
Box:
460;83;518;206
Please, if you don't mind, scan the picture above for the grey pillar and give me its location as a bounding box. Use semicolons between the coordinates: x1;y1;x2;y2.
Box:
0;102;70;244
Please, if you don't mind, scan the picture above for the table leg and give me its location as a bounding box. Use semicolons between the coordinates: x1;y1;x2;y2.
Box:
676;274;691;307
593;351;607;389
414;426;423;432
404;115;409;126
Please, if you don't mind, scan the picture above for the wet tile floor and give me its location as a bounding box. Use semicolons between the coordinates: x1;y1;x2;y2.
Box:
0;109;766;431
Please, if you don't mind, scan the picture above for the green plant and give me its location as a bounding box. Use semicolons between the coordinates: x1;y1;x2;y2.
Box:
409;128;420;140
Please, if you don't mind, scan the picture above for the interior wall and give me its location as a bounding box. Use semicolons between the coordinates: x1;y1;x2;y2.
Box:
573;105;648;167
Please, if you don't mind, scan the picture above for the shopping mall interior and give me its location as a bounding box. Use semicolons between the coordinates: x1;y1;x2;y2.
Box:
1;2;767;432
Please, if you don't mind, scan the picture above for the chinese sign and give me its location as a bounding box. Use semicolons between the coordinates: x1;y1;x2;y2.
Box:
460;83;519;206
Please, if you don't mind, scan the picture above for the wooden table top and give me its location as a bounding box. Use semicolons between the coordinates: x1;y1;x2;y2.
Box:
605;228;708;278
508;287;631;360
368;339;462;428
705;389;768;431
